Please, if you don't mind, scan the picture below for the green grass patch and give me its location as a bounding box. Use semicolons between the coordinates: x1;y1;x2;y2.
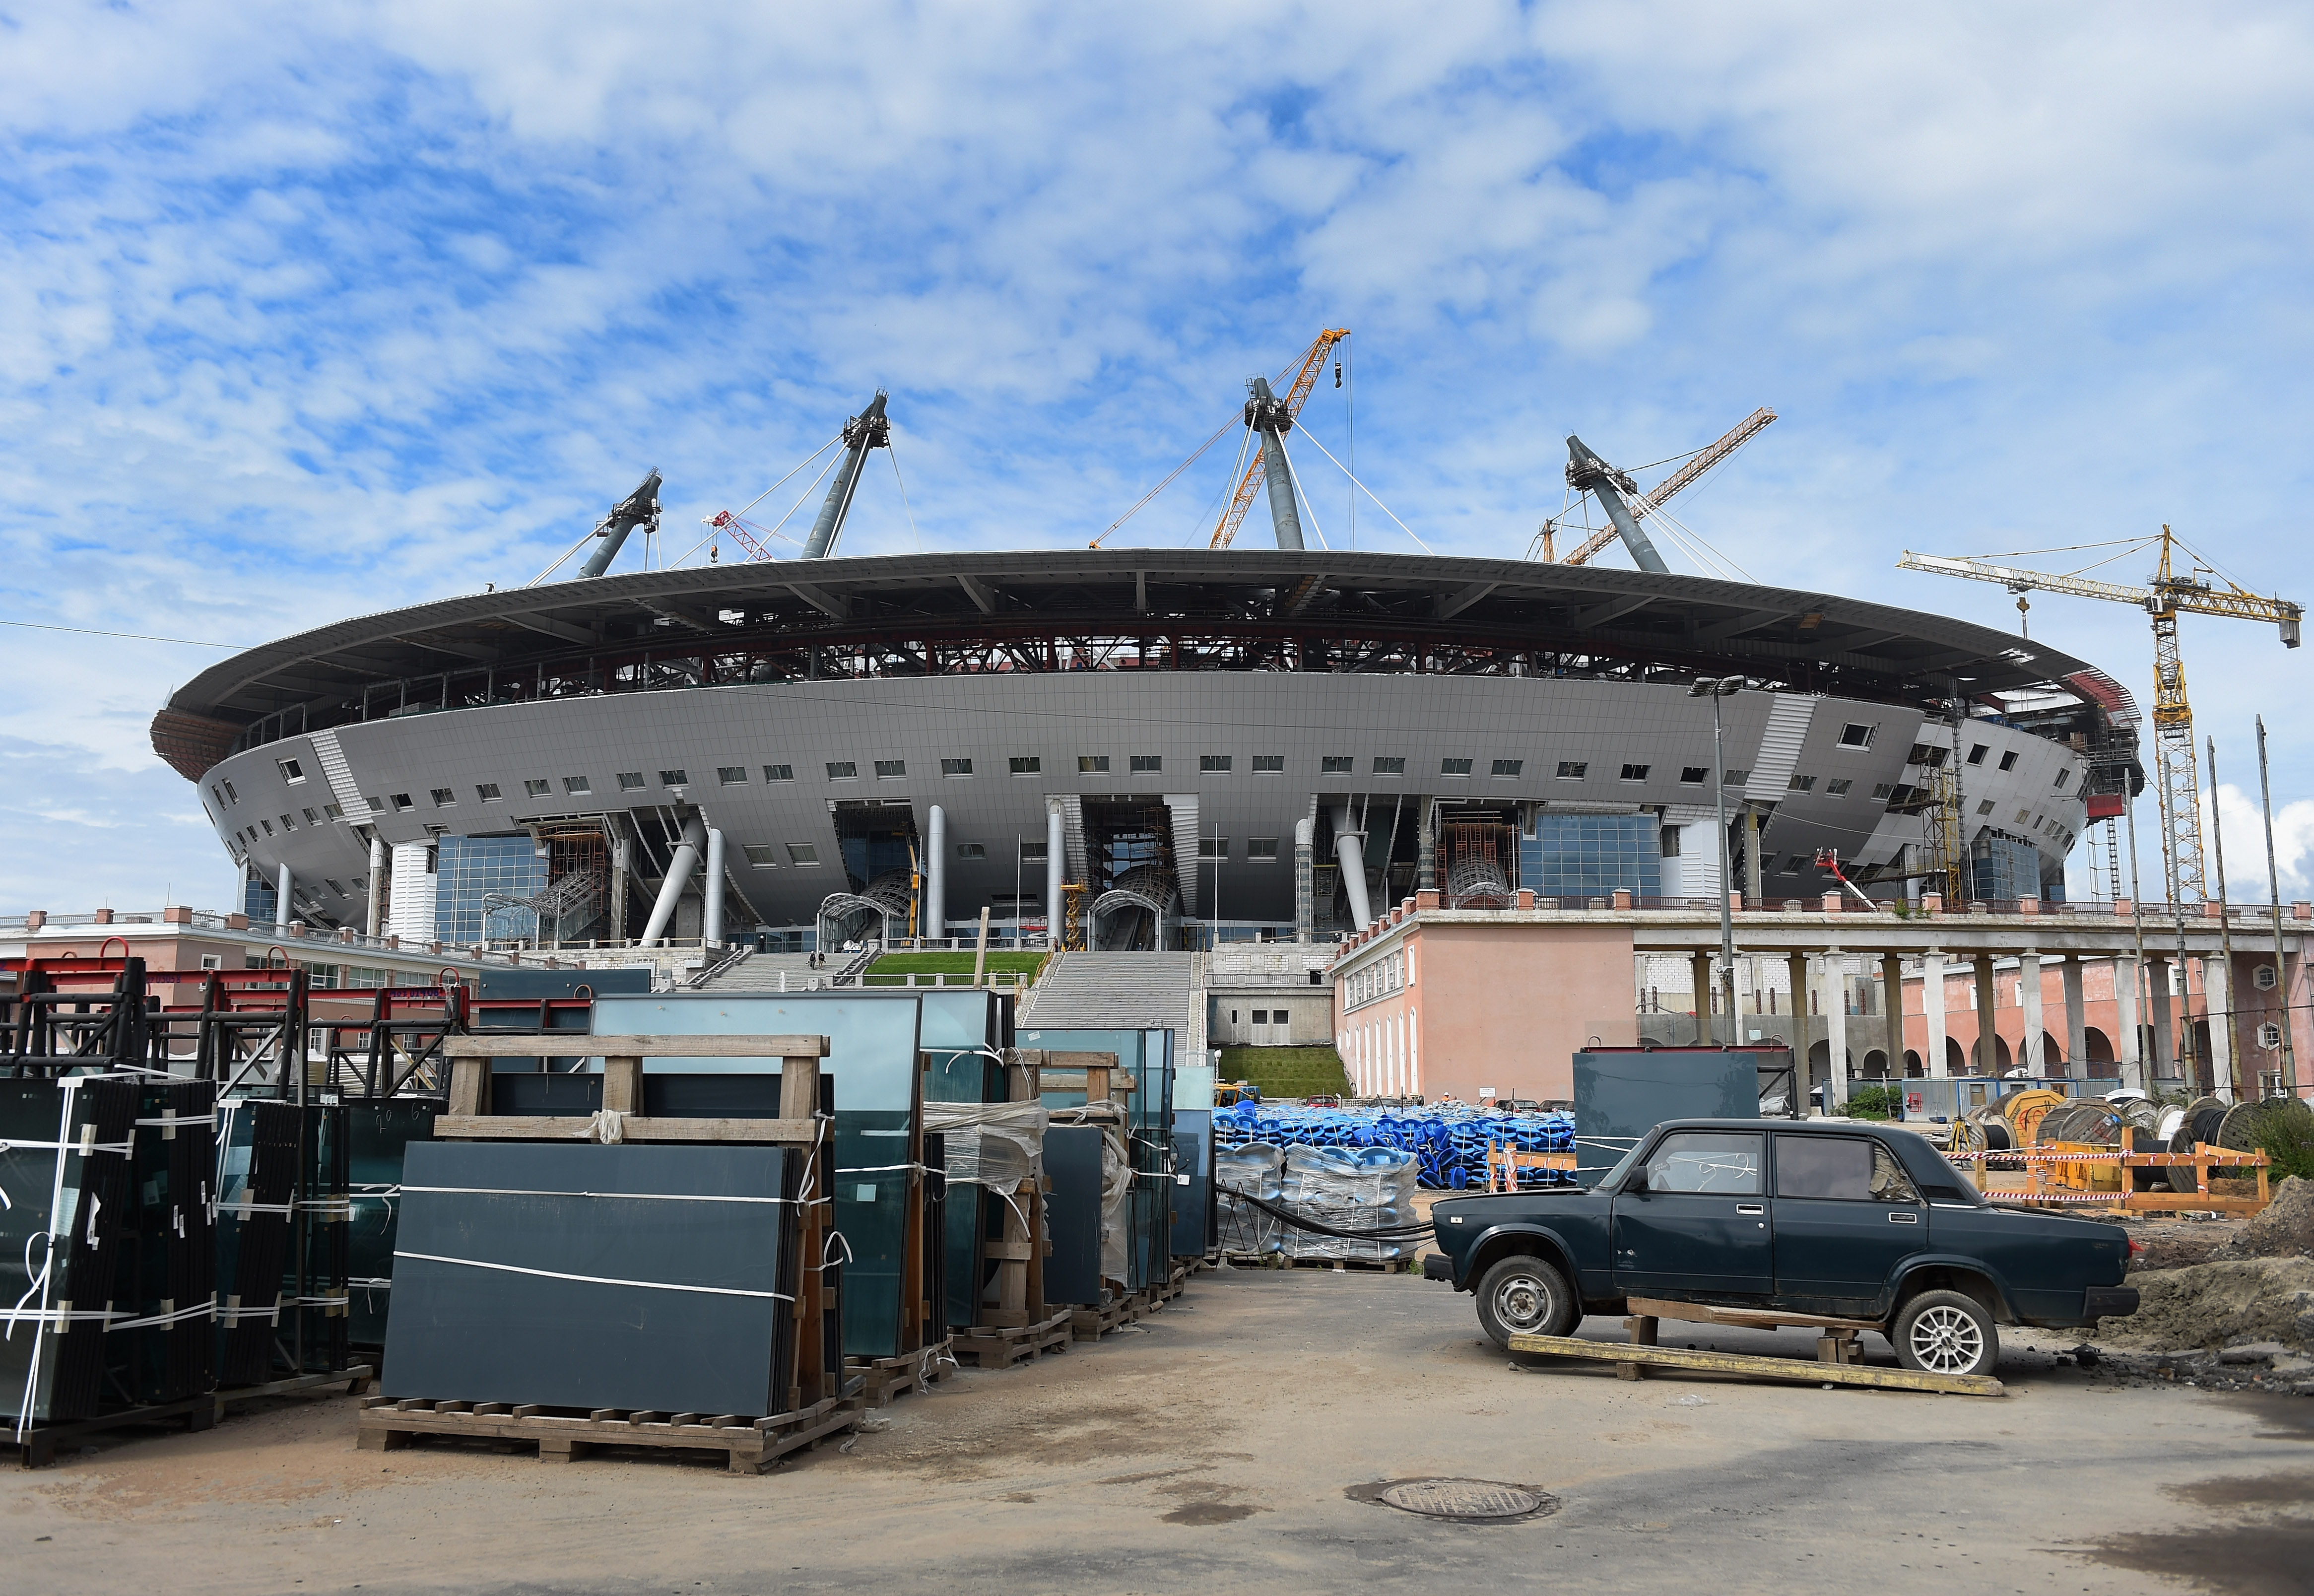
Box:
865;951;1049;985
1220;1045;1351;1101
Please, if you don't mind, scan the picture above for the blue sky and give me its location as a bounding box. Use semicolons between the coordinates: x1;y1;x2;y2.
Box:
5;1;2313;912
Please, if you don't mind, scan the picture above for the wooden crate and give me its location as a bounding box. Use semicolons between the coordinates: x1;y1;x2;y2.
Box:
355;1391;861;1475
846;1338;953;1408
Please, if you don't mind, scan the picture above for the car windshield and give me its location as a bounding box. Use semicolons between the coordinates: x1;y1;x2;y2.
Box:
1596;1140;1645;1190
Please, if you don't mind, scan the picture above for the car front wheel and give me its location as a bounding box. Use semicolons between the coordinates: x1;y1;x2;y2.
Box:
1474;1254;1578;1348
1891;1288;1999;1378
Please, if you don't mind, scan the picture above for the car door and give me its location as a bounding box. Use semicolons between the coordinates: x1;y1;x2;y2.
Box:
1770;1134;1926;1314
1610;1130;1772;1298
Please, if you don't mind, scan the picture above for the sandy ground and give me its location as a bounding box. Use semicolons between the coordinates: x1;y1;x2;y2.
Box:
5;1267;2311;1596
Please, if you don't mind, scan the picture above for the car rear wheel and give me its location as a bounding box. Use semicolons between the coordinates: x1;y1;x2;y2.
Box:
1474;1254;1578;1349
1891;1288;1999;1378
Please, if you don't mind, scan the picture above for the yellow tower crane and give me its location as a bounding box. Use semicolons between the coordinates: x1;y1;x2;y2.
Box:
1897;529;2300;906
1208;328;1351;549
1547;406;1777;564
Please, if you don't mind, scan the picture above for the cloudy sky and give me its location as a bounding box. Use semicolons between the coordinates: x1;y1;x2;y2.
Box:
5;1;2312;912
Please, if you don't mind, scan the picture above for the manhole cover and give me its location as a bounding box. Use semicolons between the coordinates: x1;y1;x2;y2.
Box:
1376;1479;1549;1521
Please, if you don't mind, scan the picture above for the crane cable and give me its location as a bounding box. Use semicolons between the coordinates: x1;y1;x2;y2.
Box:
1090;412;1240;547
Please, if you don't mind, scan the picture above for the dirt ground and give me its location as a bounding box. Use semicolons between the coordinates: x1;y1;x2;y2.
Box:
7;1267;2313;1596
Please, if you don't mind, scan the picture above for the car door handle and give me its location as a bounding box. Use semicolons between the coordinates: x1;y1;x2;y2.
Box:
1735;1204;1765;1215
1888;1211;1918;1224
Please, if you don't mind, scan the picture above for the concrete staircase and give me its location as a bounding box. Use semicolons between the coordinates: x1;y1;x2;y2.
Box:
701;951;825;991
1018;951;1198;1034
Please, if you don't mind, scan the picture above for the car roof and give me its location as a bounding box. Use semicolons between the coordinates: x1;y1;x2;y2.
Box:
1653;1118;1898;1137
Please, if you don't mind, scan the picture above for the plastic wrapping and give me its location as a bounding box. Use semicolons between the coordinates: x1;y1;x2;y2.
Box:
922;1101;1051;1194
1214;1142;1423;1261
1214;1103;1576;1191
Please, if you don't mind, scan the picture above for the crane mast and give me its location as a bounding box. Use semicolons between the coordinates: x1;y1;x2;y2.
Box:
1209;329;1350;549
1555;407;1776;567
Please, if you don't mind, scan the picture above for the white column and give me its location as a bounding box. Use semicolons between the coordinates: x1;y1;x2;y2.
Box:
1923;950;1950;1079
364;833;387;937
275;861;294;931
702;827;727;946
1409;1007;1420;1099
1824;951;1850;1109
640;816;705;948
2206;956;2236;1102
1333;804;1373;931
926;805;947;945
1045;800;1065;950
2116;954;2145;1089
2019;950;2047;1075
2061;956;2089;1081
2147;956;2176;1079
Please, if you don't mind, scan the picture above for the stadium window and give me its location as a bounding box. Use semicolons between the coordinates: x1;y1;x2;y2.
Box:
826;761;858;780
2016;808;2032;824
476;783;502;801
211;784;226;808
1998;749;2019;771
2053;768;2072;789
617;772;646;791
1722;769;1749;785
1440;757;1473;776
1248;838;1279;861
718;766;747;785
1321;755;1353;774
1619;763;1648;782
277;758;306;784
786;843;820;865
1252;754;1284;774
1201;754;1233;773
763;764;794;782
1966;743;1989;765
222;780;239;804
1372;756;1405;775
563;776;591;794
1780;854;1809;872
1680;767;1708;785
1493;759;1525;778
524;779;551;798
430;788;456;807
325;802;343;819
1659;827;1682;857
1078;755;1109;773
1128;754;1159;773
280;813;297;831
1788;774;1816;793
1978;799;1996;815
659;769;690;787
874;760;906;779
742;844;780;867
1013;756;1044;775
260;818;274;836
325;879;345;896
1827;778;1853;797
956;843;987;860
1021;840;1048;860
302;807;320;824
1871;784;1893;800
941;758;974;776
390;794;414;813
1555;761;1587;780
1198;837;1230;858
1837;723;1877;749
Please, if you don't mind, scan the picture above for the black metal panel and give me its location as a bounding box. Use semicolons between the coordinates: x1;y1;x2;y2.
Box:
1042;1127;1105;1308
491;1074;603;1116
1170;1110;1212;1260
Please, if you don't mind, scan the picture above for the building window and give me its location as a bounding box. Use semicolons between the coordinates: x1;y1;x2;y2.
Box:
1317;755;1351;775
1619;763;1649;782
1494;759;1526;778
325;879;345;896
1555;761;1588;780
1440;757;1473;776
957;843;987;860
827;761;858;780
659;769;690;787
1680;767;1708;785
1779;854;1808;872
1871;784;1894;800
563;776;591;795
1998;749;2020;772
1013;756;1044;775
211;784;227;808
874;760;906;779
277;758;306;784
431;788;456;807
279;812;297;832
1967;743;1989;765
2254;963;2279;991
1978;799;1996;815
2053;768;2072;789
1201;754;1233;773
1838;723;1877;749
718;766;748;785
1078;755;1109;772
524;779;551;797
222;780;239;804
1827;778;1853;797
260;818;274;836
1659;826;1681;857
1198;837;1229;858
476;784;502;802
325;802;344;819
1723;769;1749;785
1021;840;1048;861
617;772;646;791
743;845;780;866
2259;1021;2285;1050
2015;808;2032;824
1248;837;1279;860
1252;754;1284;774
941;757;974;776
302;808;320;824
390;794;414;812
1372;756;1405;775
764;764;794;781
1787;774;1816;793
1127;754;1159;773
786;844;820;865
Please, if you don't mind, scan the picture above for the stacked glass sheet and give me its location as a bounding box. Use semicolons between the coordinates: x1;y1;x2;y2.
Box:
347;1100;437;1355
211;1098;304;1387
1;1078;139;1426
104;1079;217;1405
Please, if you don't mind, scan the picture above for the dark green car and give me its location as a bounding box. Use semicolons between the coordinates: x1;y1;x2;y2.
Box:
1424;1118;2139;1377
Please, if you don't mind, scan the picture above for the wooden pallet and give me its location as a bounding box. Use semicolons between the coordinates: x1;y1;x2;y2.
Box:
355;1391;862;1474
1067;1289;1154;1340
13;1364;377;1470
846;1338;953;1407
1221;1252;1408;1272
951;1309;1073;1369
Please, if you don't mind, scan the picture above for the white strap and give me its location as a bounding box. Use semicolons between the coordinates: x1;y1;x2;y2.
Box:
394;1250;793;1302
400;1184;795;1206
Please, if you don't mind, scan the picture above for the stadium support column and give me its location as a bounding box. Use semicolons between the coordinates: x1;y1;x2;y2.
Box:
1293;817;1314;944
927;805;947;947
1045;799;1065;951
1417;798;1437;894
1973;954;1999;1072
1333;803;1373;931
1881;954;1906;1076
1923;950;1950;1078
1691;950;1714;1044
2019;949;2045;1075
1245;377;1305;551
1564;435;1670;574
2116;955;2145;1089
275;862;293;931
364;834;386;937
1825;951;1850;1109
641;816;706;948
610;831;630;945
801;393;890;560
702;827;727;947
1742;807;1764;902
2061;955;2089;1081
2146;955;2176;1080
